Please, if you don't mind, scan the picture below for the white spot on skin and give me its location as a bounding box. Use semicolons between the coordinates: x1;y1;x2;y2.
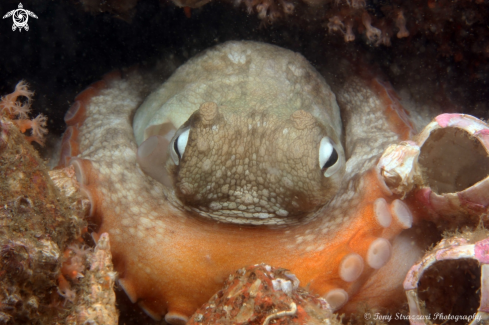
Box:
202;159;212;171
243;193;253;204
121;218;133;226
276;209;289;217
209;202;222;210
123;148;137;163
227;51;247;64
283;177;293;188
288;63;304;77
140;217;153;228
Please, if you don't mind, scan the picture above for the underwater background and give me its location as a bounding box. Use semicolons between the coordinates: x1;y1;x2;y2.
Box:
1;0;489;324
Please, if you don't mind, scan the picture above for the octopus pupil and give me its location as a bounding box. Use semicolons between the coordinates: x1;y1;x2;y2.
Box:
174;136;181;159
323;148;338;169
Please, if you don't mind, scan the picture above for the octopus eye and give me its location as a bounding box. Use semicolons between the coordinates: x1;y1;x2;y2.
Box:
170;128;190;165
319;137;341;177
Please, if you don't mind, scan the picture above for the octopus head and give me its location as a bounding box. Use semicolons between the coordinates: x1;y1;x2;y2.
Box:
137;101;345;226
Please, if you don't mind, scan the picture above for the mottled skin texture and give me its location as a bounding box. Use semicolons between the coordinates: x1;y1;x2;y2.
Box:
168;103;343;225
60;41;425;323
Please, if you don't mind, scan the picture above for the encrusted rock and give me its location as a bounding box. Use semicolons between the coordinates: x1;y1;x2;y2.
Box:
66;233;118;325
188;264;341;325
0;83;116;324
0;115;84;322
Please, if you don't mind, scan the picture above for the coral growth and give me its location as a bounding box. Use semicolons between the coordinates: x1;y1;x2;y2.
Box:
0;81;48;146
61;244;90;281
0;81;33;118
236;0;489;59
320;1;412;46
57;244;90;304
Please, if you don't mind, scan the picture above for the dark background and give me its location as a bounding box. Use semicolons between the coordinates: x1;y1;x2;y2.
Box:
1;0;488;140
1;1;488;322
1;0;320;136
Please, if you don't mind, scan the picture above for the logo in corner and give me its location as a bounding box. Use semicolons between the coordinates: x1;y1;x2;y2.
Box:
3;3;38;32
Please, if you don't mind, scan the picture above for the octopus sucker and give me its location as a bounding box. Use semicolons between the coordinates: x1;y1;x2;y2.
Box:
58;40;489;322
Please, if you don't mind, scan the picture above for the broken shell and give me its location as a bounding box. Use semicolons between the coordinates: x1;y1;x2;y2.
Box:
377;140;420;196
404;233;489;325
378;113;489;227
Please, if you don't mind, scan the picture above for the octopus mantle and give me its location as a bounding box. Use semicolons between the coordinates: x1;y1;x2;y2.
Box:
57;41;489;324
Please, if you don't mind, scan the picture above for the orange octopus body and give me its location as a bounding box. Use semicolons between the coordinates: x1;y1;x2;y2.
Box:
58;42;424;323
82;164;409;320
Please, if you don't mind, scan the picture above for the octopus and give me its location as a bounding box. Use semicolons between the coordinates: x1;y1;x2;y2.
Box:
57;41;489;324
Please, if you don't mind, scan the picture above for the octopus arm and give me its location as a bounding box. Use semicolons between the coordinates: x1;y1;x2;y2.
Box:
336;77;416;176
